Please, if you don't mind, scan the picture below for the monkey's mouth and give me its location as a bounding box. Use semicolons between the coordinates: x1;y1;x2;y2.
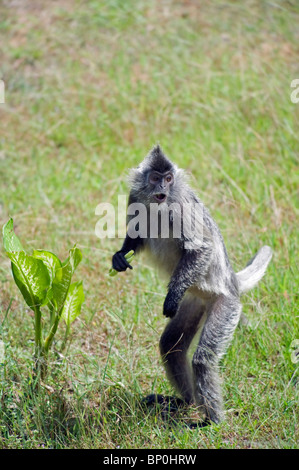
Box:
153;193;167;203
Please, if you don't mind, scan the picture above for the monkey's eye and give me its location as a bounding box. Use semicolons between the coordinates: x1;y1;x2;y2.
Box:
165;174;173;183
150;174;160;184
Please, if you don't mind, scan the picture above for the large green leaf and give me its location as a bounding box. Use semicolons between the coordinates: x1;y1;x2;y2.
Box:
61;281;84;327
7;251;51;310
33;250;62;283
32;250;62;307
3;218;23;253
52;246;82;313
64;245;82;272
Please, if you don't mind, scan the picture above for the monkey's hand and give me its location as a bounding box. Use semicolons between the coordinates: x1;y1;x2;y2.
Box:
163;292;179;318
112;251;133;273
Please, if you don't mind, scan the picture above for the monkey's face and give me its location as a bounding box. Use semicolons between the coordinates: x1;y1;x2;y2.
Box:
148;171;174;203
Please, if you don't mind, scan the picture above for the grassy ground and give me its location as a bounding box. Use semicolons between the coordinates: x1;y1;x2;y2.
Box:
0;0;298;449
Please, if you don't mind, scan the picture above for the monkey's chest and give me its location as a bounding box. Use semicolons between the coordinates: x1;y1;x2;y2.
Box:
146;237;181;275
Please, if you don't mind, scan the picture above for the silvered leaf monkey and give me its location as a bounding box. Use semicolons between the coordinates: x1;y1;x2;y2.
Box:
112;145;272;425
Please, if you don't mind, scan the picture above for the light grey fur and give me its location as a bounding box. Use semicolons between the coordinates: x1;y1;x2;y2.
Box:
113;145;272;424
236;245;273;293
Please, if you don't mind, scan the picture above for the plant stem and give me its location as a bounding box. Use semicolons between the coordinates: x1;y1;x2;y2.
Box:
33;305;49;379
49;303;55;328
43;309;61;354
60;323;71;353
34;305;43;358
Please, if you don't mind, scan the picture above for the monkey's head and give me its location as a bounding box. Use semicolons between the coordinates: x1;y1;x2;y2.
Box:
129;145;184;206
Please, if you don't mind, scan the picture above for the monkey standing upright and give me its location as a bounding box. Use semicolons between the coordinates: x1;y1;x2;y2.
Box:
112;145;272;425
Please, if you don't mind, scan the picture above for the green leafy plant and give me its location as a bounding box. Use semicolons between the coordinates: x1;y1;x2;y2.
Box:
2;218;84;374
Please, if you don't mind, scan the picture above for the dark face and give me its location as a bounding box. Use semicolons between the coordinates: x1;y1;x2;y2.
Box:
148;171;174;203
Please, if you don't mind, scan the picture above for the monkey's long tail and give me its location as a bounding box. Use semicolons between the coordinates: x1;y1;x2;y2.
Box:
236;245;272;294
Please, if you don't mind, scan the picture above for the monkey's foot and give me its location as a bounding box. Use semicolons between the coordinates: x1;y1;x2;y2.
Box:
142;394;211;428
186;418;211;429
142;394;186;412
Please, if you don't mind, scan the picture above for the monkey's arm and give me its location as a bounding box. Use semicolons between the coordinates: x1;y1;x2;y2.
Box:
163;245;212;318
112;233;143;272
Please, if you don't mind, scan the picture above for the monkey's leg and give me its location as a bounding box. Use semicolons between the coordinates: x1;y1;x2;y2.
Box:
192;294;242;424
159;296;204;404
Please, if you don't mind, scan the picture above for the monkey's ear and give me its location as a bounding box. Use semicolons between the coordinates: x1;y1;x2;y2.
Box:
127;165;144;189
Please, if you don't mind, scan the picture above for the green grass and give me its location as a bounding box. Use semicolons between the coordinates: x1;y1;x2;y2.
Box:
0;0;298;449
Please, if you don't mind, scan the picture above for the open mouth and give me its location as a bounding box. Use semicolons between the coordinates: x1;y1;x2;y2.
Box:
153;193;167;203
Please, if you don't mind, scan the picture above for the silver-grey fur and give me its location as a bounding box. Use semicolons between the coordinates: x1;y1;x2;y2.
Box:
112;145;272;424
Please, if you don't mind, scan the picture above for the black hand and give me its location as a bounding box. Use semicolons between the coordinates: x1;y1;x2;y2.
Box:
112;251;133;272
163;292;179;318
